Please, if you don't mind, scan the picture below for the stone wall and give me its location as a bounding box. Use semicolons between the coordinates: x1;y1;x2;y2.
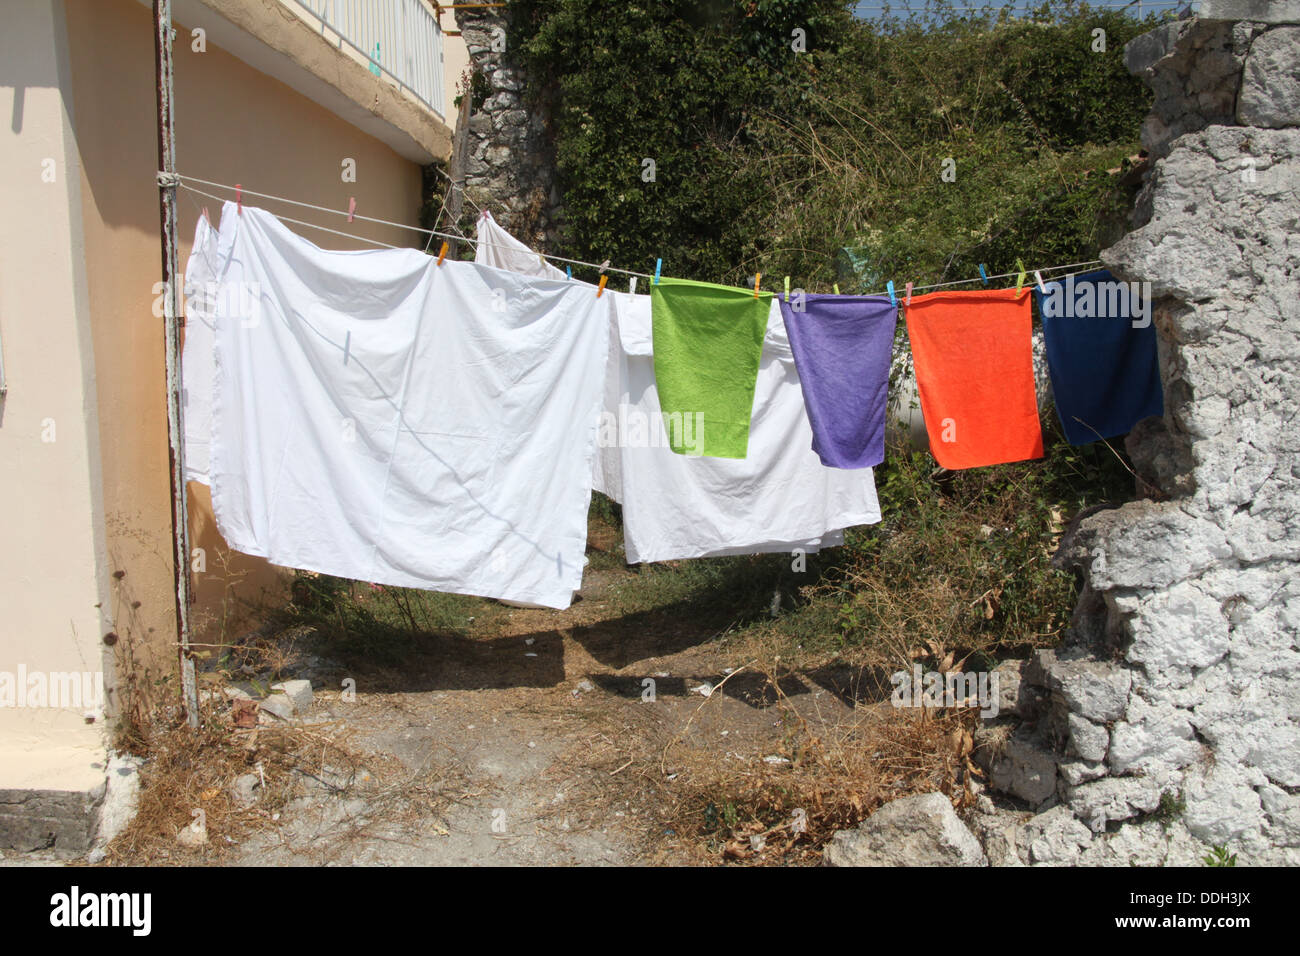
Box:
974;2;1300;865
452;6;563;248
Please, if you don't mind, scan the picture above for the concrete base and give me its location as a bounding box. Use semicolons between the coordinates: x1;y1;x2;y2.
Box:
0;783;104;857
0;716;109;859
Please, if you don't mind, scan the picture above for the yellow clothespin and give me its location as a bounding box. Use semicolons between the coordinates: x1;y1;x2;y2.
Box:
833;283;840;295
597;275;609;298
784;276;790;302
754;272;762;298
437;241;449;265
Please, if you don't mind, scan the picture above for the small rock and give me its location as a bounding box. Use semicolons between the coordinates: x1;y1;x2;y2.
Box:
824;793;986;867
987;732;1059;806
176;823;208;848
992;660;1024;718
258;694;294;721
692;683;714;697
271;679;313;713
229;773;261;810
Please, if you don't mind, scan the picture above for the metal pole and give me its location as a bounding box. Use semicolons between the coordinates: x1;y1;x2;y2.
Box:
152;0;199;729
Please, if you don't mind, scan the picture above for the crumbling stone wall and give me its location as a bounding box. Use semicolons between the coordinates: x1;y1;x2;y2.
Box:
452;6;563;248
975;1;1300;865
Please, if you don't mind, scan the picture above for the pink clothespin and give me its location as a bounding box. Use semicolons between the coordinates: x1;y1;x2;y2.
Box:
347;197;356;223
201;206;211;225
904;281;913;306
235;184;242;215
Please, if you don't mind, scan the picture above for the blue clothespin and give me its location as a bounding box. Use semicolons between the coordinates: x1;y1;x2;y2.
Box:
654;258;662;285
566;265;572;281
886;280;897;308
978;264;989;285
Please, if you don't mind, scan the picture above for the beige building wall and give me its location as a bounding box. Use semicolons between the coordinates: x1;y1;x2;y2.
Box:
56;0;431;720
440;18;472;121
0;0;111;790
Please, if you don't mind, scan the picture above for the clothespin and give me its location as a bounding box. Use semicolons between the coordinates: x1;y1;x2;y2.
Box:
1034;270;1046;293
437;241;449;265
833;284;840;295
538;253;547;270
235;184;242;215
1015;258;1026;293
347;197;356;223
597;275;609;298
654;258;662;285
599;260;610;275
201;206;210;225
905;281;913;306
754;272;762;298
886;280;897;309
784;276;790;302
978;263;989;285
629;277;638;295
566;266;572;281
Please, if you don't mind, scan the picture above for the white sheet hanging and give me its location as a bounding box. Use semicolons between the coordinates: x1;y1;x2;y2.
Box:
474;212;881;564
609;293;880;563
192;202;610;609
181;213;220;485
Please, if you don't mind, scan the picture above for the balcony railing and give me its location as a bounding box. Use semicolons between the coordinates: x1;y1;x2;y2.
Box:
286;0;446;119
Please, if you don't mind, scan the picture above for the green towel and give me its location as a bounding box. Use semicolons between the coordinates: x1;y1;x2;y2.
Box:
650;276;772;458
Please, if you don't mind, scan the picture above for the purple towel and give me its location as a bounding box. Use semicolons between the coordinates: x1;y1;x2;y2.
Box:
777;293;898;469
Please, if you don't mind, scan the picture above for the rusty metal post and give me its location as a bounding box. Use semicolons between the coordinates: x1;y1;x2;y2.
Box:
153;0;199;728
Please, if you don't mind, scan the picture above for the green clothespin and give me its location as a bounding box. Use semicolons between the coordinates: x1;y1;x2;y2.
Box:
1015;258;1027;293
784;276;790;302
833;283;840;295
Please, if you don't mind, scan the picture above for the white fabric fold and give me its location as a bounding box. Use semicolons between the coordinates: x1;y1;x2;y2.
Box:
474;211;881;564
189;202;611;609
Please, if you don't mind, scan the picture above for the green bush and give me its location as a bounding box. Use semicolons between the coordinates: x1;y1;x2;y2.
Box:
508;0;1155;292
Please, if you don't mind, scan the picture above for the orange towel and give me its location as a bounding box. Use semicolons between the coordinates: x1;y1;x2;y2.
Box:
905;287;1044;469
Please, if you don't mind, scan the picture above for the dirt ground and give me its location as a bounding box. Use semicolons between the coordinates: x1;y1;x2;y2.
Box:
97;512;967;868
225;572;886;866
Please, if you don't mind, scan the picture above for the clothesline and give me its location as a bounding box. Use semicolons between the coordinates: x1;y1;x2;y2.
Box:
169;172;1104;297
174;173;655;279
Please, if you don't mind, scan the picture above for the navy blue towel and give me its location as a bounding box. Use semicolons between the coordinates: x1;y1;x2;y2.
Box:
1036;269;1163;445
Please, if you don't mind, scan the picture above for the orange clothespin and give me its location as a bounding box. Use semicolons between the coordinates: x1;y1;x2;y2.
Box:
437;241;449;265
597;275;609;298
754;272;762;298
347;197;357;223
235;184;242;215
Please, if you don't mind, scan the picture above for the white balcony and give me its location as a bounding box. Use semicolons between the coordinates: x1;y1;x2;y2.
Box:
284;0;446;119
